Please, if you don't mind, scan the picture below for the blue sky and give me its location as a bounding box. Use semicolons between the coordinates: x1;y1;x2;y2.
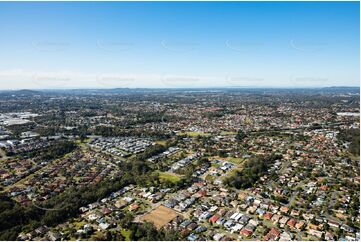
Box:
0;1;359;89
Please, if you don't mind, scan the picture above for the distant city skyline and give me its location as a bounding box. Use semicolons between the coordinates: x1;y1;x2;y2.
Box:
0;1;359;89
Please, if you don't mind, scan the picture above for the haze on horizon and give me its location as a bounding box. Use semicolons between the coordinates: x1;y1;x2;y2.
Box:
0;1;359;90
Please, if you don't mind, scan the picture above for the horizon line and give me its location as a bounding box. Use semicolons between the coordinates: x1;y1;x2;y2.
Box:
0;86;360;92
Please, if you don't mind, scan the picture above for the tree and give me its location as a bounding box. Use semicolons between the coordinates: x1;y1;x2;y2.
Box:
119;212;134;229
223;154;281;189
79;133;88;142
236;129;246;141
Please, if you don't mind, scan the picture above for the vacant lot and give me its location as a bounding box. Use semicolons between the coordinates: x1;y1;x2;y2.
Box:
141;205;179;229
177;131;211;137
159;172;182;183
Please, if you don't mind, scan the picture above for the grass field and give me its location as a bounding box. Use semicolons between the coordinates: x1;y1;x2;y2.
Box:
155;140;167;146
159;172;182;183
210;156;245;165
75;138;91;145
72;220;86;230
121;229;132;240
226;157;245;164
220;131;238;135
177;131;211;137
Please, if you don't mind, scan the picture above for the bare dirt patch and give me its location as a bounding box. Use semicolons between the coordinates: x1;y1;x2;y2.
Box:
140;205;179;229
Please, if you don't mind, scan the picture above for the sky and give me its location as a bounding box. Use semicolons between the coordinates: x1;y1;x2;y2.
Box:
0;1;359;89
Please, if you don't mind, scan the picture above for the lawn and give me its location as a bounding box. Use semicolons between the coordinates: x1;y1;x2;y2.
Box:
209;155;245;165
159;172;182;183
121;229;132;240
220;131;238;135
75;138;91;145
155;140;167;146
72;220;85;230
226;157;245;164
177;131;211;137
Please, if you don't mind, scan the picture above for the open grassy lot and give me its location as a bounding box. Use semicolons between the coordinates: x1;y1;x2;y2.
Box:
159;172;182;183
177;131;211;137
220;131;238;135
209;155;245;165
155;140;167;146
121;229;132;240
72;220;86;230
226;157;245;164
